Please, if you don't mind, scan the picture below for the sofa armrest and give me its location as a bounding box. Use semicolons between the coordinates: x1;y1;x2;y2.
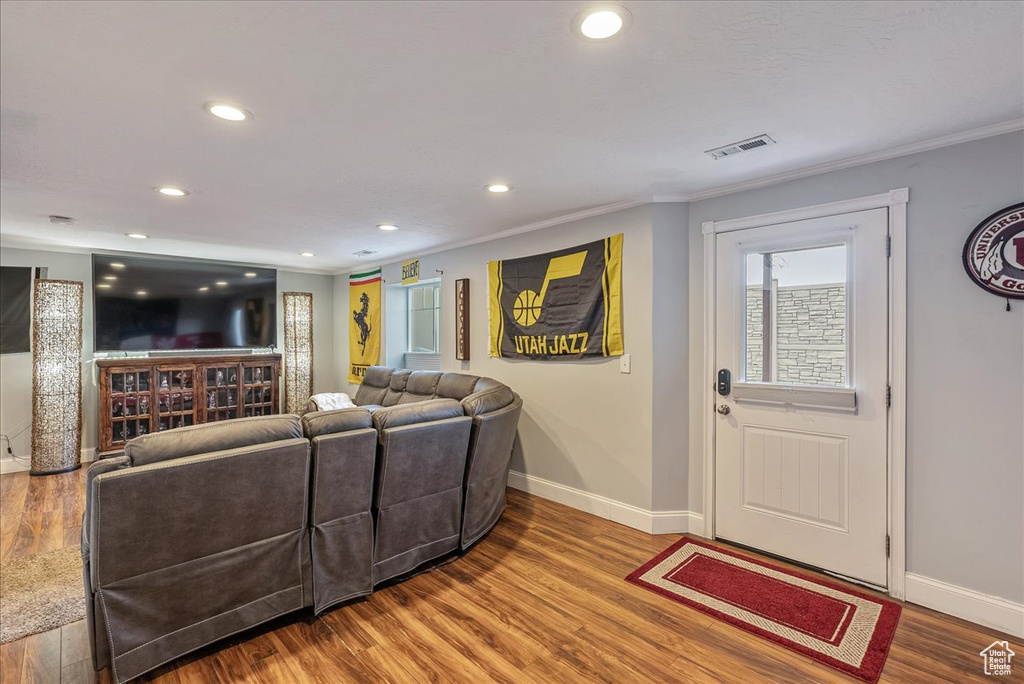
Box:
82;456;131;561
461;384;514;417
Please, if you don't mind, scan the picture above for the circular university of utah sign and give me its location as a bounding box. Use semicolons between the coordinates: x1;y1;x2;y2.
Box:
962;202;1024;299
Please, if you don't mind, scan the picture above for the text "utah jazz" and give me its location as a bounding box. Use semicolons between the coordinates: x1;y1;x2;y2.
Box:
513;333;589;355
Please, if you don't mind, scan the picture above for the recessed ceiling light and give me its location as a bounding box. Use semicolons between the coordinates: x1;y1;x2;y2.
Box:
486;184;511;193
204;102;251;122
300;252;315;257
377;224;399;231
97;284;112;289
103;275;117;281
215;281;228;286
244;272;257;278
110;262;125;269
126;233;149;239
198;286;210;292
136;290;148;296
156;187;189;197
576;6;631;40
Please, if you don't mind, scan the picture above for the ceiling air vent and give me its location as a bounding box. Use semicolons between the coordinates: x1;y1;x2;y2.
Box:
352;250;376;257
705;134;776;160
48;215;76;224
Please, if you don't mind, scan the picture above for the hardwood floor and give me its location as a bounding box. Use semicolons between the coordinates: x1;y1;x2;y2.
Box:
1;468;1019;683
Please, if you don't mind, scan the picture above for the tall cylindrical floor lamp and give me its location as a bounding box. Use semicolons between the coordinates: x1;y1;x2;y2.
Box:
31;279;84;475
282;292;314;415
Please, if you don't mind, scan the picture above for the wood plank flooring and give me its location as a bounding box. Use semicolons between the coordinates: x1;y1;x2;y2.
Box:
1;468;1020;683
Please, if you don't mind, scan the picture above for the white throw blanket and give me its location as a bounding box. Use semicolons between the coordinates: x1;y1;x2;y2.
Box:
308;392;356;411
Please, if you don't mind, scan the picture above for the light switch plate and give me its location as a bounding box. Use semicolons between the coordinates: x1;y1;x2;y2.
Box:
619;353;631;374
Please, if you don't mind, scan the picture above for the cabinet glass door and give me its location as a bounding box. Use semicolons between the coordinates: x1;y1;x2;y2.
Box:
108;369;153;447
156;366;195;431
242;362;275;417
204;364;240;421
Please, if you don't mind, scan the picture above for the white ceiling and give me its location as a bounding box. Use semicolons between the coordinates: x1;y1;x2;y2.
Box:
2;1;1022;273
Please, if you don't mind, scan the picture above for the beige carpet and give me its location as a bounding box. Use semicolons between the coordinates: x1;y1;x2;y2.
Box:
0;546;85;644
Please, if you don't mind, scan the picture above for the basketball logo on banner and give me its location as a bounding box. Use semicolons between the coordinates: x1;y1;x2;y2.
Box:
512;252;586;327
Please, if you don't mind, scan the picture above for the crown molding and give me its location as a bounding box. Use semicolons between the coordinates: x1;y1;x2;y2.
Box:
333;198;648;276
678;118;1024;203
0;240;338;277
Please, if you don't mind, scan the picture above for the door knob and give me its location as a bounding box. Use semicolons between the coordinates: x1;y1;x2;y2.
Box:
717;404;731;416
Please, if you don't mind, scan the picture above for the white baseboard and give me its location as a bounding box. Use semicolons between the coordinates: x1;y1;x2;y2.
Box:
652;510;705;535
0;447;98;475
0;457;29;474
507;470;702;535
905;573;1024;638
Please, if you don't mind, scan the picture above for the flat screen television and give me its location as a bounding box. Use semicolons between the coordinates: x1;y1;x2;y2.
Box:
93;254;277;352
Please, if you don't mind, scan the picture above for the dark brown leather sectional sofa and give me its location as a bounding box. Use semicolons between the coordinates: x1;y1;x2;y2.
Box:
81;367;522;684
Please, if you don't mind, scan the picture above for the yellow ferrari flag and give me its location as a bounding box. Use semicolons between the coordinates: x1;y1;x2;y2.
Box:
348;268;382;383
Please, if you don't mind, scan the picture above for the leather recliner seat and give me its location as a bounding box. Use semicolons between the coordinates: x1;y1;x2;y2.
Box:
82;416;313;684
301;407;378;613
353;367;523;551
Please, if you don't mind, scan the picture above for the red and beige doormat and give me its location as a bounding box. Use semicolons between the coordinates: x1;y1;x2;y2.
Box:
626;536;901;683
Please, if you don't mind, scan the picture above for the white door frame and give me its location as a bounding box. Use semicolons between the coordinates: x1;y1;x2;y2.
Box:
701;188;908;600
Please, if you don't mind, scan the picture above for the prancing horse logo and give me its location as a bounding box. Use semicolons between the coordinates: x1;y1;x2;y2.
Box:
353;291;371;353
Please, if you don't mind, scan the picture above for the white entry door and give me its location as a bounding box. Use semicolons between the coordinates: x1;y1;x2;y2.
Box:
714;208;889;587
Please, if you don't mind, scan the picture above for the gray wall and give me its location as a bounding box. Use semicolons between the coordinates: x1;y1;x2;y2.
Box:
341;204;661;510
651;203;690;512
277;270;336;399
687;131;1024;602
0;246;335;459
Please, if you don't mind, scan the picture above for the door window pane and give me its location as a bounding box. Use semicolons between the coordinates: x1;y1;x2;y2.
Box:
744;245;847;387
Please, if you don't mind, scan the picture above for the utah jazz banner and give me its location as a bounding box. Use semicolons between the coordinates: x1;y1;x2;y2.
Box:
348;268;382;383
488;234;623;359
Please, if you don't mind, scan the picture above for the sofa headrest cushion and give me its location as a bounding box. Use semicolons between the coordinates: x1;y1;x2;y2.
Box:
461;384;515;417
125;415;303;467
372;398;464;432
361;366;393;389
354;366;393;406
389;369;412;391
436;373;481;400
405;371;443;396
301;407;373;438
